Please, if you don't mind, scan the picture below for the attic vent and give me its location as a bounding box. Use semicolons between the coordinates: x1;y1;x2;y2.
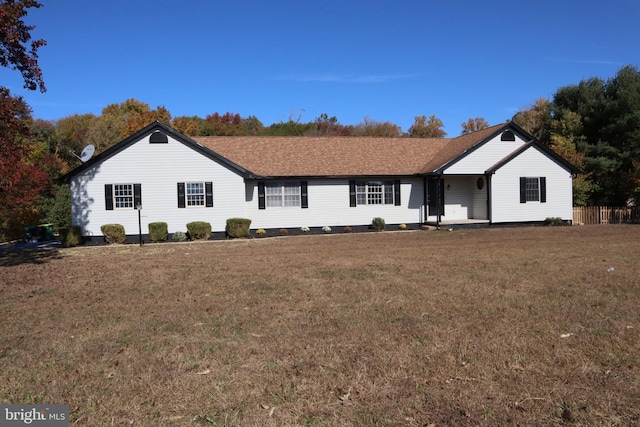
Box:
150;131;168;143
501;130;515;141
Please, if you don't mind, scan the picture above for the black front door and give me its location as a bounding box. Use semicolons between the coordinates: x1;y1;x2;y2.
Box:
427;178;444;217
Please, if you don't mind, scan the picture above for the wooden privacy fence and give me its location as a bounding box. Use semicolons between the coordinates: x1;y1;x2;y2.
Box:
573;206;640;225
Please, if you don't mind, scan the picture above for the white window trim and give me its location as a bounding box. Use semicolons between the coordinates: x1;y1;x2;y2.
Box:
186;181;206;208
113;183;134;210
266;182;301;208
525;177;540;202
356;181;394;206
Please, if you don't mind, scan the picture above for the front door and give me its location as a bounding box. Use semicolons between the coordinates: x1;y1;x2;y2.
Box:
427;178;444;217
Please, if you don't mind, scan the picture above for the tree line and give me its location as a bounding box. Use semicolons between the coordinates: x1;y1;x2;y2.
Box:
1;1;639;240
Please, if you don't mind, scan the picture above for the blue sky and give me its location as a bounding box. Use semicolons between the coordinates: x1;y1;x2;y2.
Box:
1;0;638;135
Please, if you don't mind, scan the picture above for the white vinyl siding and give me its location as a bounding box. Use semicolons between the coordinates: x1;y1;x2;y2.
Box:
491;146;573;223
71;133;246;236
246;178;424;229
443;132;528;175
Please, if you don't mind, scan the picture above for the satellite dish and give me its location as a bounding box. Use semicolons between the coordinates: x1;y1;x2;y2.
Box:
70;144;95;162
79;145;95;162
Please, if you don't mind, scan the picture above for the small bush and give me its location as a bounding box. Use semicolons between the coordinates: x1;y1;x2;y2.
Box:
301;226;310;233
186;221;211;240
59;226;82;247
101;224;126;244
371;217;386;231
226;218;252;238
343;226;353;233
399;223;407;230
171;231;187;241
544;217;564;226
279;228;288;236
148;222;168;242
256;228;266;237
322;226;331;233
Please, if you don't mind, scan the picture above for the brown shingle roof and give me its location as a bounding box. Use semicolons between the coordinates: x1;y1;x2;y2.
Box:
193;123;508;177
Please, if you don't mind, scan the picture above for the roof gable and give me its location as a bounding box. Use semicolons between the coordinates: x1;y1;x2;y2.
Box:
61;121;251;181
422;122;534;174
487;140;580;174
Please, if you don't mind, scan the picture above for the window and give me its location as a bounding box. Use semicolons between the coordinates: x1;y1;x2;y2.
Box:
258;181;308;209
177;182;213;208
114;184;134;208
266;182;300;207
105;184;141;210
187;182;205;206
519;177;546;203
350;180;401;206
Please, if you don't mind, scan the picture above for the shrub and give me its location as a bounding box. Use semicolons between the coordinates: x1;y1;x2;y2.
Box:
279;228;288;236
256;228;266;236
186;221;211;240
301;226;310;233
371;217;386;231
148;222;168;242
544;217;564;226
322;226;331;233
59;226;82;247
101;224;126;244
343;226;353;233
399;223;407;230
226;218;252;238
171;231;187;241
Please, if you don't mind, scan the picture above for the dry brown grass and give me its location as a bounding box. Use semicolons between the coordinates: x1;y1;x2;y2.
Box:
1;225;639;426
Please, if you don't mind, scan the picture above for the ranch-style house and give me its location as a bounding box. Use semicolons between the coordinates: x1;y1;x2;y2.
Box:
62;121;577;239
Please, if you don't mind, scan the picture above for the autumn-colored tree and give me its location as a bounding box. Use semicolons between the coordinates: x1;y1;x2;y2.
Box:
353;116;402;137
102;98;171;138
0;0;46;92
85;114;126;154
123;105;171;136
306;113;352;136
172;116;202;136
460;117;489;135
511;98;552;144
408;115;446;138
0;88;48;239
0;0;48;239
200;112;244;136
54;113;97;164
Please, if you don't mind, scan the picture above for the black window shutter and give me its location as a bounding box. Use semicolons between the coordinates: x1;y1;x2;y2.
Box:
300;181;308;208
205;182;213;207
519;177;526;203
258;182;266;210
105;184;113;210
133;184;142;208
177;182;185;208
349;180;356;207
540;177;546;203
394;179;401;206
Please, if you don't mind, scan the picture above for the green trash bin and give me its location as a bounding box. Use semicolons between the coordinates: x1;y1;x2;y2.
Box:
24;224;54;241
39;224;54;241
